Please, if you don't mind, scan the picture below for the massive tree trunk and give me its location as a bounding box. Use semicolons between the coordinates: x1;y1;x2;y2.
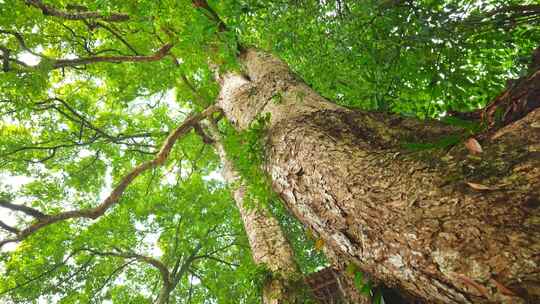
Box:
207;122;371;303
206;122;305;304
217;49;540;303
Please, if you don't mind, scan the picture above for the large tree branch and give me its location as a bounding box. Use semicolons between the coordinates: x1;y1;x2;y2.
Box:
0;28;171;70
449;65;540;137
0;105;220;249
0;220;19;234
81;248;172;287
0;29;48;58
52;43;173;68
24;0;130;22
82;244;205;304
461;4;540;29
191;0;228;32
0;198;46;219
1;40;173;71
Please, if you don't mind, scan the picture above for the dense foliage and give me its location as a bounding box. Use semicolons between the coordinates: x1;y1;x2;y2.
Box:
232;0;540;116
1;0;538;303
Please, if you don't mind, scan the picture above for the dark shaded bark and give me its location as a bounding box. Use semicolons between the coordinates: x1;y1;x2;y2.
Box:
449;68;540;133
218;49;540;303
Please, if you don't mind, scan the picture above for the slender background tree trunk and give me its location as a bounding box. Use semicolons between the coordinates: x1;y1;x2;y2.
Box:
218;49;540;303
156;285;172;304
206;122;304;304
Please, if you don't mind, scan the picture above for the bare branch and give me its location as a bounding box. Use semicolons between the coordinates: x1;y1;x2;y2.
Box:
0;98;166;162
0;45;37;72
0;198;46;219
171;243;203;285
90;260;134;301
0;29;49;58
0;46;10;72
94;22;140;55
52;43;173;68
0;105;220;248
55;21;131;57
195;255;239;267
191;0;228;32
169;217;183;271
81;248;171;286
194;123;214;144
49;97;162;147
180;74;211;106
25;0;130;22
50;256;95;293
199;241;237;259
1;136;101;164
0;220;19;234
0;31;172;71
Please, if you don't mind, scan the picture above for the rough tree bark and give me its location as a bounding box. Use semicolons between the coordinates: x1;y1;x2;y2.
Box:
207;121;370;304
206;122;305;304
217;49;540;303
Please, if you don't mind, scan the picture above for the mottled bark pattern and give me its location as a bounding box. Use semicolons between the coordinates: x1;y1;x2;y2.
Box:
218;49;540;303
207;123;301;304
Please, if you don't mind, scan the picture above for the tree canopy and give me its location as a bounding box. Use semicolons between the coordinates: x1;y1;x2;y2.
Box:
1;0;539;303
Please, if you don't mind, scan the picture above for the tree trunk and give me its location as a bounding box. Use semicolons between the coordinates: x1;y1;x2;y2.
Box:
206;122;304;304
217;48;540;303
155;284;172;304
210;119;371;303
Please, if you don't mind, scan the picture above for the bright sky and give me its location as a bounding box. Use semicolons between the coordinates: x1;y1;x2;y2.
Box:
0;174;34;252
18;51;41;66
